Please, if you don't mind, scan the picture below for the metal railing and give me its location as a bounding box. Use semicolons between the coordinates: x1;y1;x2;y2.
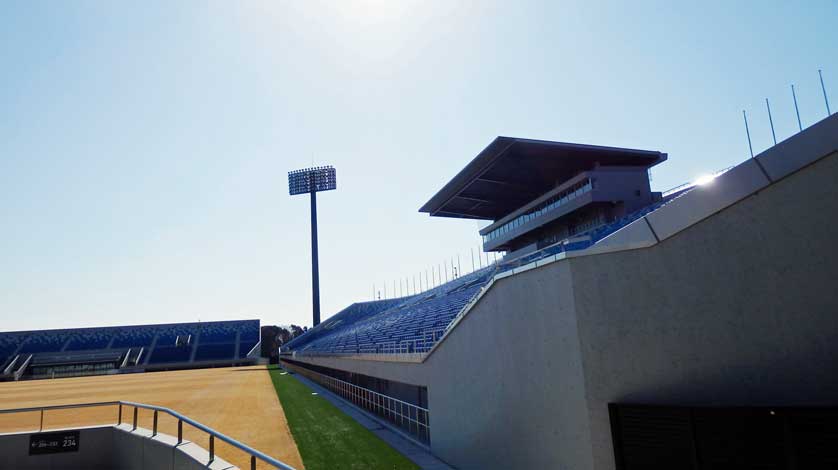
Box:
0;401;296;470
282;362;430;445
14;354;32;381
2;355;20;375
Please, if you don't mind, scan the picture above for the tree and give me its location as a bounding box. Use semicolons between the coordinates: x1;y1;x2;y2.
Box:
260;326;280;362
277;326;292;346
289;324;304;339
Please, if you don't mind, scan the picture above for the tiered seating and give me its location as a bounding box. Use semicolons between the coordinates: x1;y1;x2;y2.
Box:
237;321;261;358
64;331;113;351
195;343;236;361
111;327;156;348
284;299;404;351
0;334;25;370
190;320;260;361
286;267;497;355
31;350;124;366
199;323;236;360
0;319;261;370
155;324;199;348
198;323;239;343
239;340;259;355
286;195;688;358
148;345;193;364
18;334;67;354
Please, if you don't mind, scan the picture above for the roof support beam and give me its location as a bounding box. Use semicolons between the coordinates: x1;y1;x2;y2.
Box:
456;195;492;204
476;177;516;186
433;210;490;220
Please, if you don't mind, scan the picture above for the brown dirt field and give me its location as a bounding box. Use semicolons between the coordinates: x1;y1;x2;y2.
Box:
0;366;303;470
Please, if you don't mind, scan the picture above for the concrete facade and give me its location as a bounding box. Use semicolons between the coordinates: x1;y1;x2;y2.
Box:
569;148;838;470
291;116;838;469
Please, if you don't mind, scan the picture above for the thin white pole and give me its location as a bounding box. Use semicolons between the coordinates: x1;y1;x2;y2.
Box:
743;110;754;158
766;98;777;145
791;84;803;131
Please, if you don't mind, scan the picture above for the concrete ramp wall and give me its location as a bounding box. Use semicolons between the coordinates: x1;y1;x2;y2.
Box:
0;425;236;470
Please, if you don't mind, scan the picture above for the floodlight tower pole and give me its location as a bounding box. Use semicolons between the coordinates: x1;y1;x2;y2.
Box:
309;182;321;326
289;166;335;328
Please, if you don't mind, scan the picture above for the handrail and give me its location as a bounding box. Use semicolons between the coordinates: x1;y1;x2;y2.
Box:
2;354;19;375
121;349;132;368
0;400;296;470
0;401;120;415
245;340;261;357
281;362;430;445
282;363;428;413
13;354;33;381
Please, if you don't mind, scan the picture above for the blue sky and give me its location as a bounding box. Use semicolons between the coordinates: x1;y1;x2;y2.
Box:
1;1;835;331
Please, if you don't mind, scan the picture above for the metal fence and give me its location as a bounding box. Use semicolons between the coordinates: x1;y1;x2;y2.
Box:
282;362;431;445
0;401;296;470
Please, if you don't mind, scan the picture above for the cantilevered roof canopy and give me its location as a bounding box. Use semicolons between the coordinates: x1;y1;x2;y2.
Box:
419;137;667;220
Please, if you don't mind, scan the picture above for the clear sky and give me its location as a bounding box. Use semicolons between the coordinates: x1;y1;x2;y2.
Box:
1;1;836;332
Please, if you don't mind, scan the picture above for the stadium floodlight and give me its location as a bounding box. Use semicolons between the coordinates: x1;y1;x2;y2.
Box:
288;166;337;195
288;166;337;327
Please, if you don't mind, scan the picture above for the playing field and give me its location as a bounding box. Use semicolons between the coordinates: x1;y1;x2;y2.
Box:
0;366;304;470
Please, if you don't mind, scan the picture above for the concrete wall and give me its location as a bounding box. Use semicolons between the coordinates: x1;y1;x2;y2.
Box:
0;425;236;470
569;150;838;470
0;426;114;470
424;260;594;469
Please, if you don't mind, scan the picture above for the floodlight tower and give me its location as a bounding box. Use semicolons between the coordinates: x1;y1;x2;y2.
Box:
288;166;337;327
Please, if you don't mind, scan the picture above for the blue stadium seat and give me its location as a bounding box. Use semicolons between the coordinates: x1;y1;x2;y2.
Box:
284;196;685;358
198;325;237;344
111;328;156;348
195;343;236;361
64;332;113;351
238;340;258;358
148;345;193;364
18;335;67;354
285;267;497;355
0;339;22;370
0;319;261;368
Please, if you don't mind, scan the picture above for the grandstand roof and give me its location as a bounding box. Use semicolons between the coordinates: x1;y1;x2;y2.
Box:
419;137;667;220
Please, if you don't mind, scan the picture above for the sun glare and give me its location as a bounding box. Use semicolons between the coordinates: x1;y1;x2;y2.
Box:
331;0;414;25
694;174;717;186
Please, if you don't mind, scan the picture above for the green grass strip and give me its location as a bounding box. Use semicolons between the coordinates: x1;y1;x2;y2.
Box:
269;366;420;470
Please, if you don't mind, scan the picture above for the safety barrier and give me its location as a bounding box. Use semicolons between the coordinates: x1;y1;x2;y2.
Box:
282;362;430;445
0;401;297;470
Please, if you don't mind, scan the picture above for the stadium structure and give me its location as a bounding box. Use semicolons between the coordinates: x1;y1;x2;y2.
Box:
280;114;838;469
1;114;836;470
0;320;261;381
